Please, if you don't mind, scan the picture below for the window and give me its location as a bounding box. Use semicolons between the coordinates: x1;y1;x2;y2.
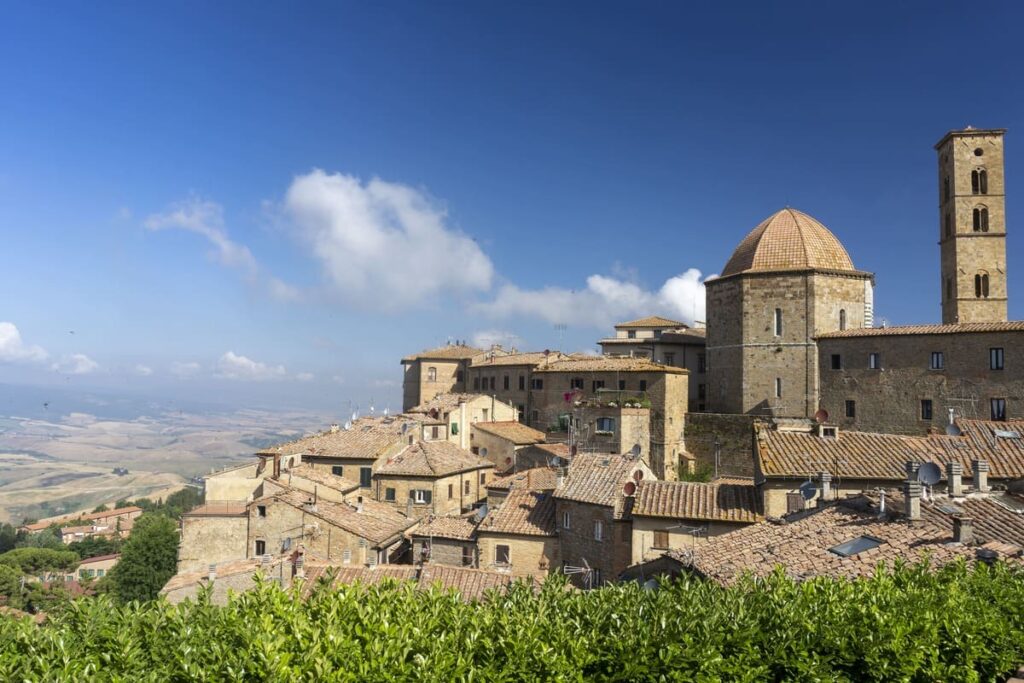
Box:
431;426;440;439
359;467;372;488
627;330;636;339
595;417;615;433
945;212;952;237
991;398;1007;421
456;370;464;383
829;535;883;557
518;375;525;391
652;530;669;549
698;383;707;400
663;353;675;365
427;367;437;382
482;408;489;421
495;544;510;565
845;400;856;418
570;378;584;390
869;353;880;370
412;489;431;504
697;353;706;373
489;377;496;390
593;520;604;542
447;483;454;499
480;472;486;484
773;308;783;336
973;207;990;232
503;375;510;390
562;511;570;529
257;505;266;518
976;273;990;298
618;379;626;390
990;347;1004;370
639;380;647;392
462;546;474;567
473;376;480;390
930;352;944;370
464;480;471;495
592;380;605;392
921;399;933;421
830;354;842;370
331;465;343;477
774;378;782;398
530;378;543;390
254;540;266;556
839;309;847;331
972;169;980;194
383;487;396;502
971;169;989;194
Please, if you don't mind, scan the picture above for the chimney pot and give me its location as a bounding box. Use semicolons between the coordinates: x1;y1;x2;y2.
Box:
904;461;920;481
902;480;922;521
972;459;990;492
953;516;974;544
208;563;217;582
817;472;833;506
946;462;964;497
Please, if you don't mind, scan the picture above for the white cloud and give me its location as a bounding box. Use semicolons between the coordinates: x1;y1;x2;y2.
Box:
471;330;523;350
52;353;99;375
170;361;201;378
214;351;286;381
295;372;314;382
134;364;153;376
282;170;493;309
0;322;48;363
480;268;710;329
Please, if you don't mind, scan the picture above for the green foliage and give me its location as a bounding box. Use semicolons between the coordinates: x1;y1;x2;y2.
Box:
0;561;1022;680
115;486;203;521
0;523;16;553
106;514;178;604
66;536;122;560
679;461;714;482
0;548;80;574
91;504;109;513
15;526;64;550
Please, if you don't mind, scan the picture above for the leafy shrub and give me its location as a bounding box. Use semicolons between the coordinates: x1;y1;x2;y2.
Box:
0;548;80;574
0;561;1022;681
105;513;178;604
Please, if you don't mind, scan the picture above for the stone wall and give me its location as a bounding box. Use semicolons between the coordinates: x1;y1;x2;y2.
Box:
630;517;748;565
476;532;558;578
412;536;474;568
683;413;758;477
818;329;1024;435
372;469;490;518
205;463;264;501
554;499;631;587
178;513;248;572
469;428;517;471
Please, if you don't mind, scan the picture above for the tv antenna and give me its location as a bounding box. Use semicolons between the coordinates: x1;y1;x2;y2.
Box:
554;323;567;347
562;557;594;589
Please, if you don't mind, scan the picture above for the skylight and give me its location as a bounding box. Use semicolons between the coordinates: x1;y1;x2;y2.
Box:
829;536;884;557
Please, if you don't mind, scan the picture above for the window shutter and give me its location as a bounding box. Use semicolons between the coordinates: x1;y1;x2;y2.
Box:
424;490;433;503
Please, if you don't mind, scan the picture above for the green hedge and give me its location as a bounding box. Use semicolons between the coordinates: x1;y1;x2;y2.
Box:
1;561;1023;681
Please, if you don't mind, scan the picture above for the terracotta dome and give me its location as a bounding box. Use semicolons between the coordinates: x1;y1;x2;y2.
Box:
721;208;856;277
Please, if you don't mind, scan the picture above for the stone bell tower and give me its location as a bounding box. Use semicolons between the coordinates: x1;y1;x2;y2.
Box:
936;127;1008;324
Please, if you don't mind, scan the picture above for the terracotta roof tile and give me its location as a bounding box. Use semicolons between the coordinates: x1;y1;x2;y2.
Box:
478;489;556;537
614;316;687;329
633;480;764;523
553;452;646;511
417;564;524;601
720;208;861;278
411;515;480;541
408;393;482;414
470;351;566;368
375;441;492;477
285;465;361;493
257;416;417;460
401;344;484;362
818;321;1024;338
486;467;559;492
471;421;546;445
534;357;687;374
262;487;414;547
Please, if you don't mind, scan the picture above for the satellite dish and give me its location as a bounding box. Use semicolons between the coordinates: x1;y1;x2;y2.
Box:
630;444;641;457
343;421;352;431
814;409;829;424
919;462;942;486
633;470;644;482
799;480;817;501
623;481;636;496
946;423;962;437
642;578;659;591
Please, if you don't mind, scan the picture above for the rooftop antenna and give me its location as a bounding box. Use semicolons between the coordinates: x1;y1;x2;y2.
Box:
876;488;887;518
554;323;567;347
946;406;962;436
369;399;375;415
562;557;594;589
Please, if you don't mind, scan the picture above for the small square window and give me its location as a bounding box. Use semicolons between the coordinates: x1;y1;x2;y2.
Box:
845;400;856;418
921;399;933;421
830;354;842;370
385;487;396;502
991;398;1007;421
990;347;1004;371
868;353;881;370
257;505;266;518
930;352;944;370
639;380;647;392
331;465;343;477
360;467;372;488
496;544;510;565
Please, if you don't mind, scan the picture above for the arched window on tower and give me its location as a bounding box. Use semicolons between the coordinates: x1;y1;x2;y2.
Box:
839;309;847;331
975;272;990;298
972;170;980;194
972;169;988;195
973;206;989;232
980;169;988;194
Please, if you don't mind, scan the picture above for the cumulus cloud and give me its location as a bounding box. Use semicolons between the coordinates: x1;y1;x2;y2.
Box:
295;372;314;382
214;351;286;381
480;268;710;330
52;353;99;375
471;330;523;350
134;364;153;376
281;170;493;309
170;361;202;378
0;322;48;363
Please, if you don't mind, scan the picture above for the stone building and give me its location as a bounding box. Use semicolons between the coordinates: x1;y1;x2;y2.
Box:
705;207;874;418
178;502;249;572
371;440;493;518
937;128;1008;324
483;466;558;507
553;452;654;587
406;393;516;448
476;488;558;578
817;322;1024;434
409;515;480;568
597;316;708;412
629;478;763;565
401;343;493;412
467;350;569;421
469;420;547;472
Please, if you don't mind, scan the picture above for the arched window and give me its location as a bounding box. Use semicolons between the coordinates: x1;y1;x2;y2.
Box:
839;309;847;331
427;366;437;381
972;169;988;195
980;169;988;194
975;272;990;298
972;170;980;194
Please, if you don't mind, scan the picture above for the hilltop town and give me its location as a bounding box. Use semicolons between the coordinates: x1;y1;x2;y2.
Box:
152;126;1024;600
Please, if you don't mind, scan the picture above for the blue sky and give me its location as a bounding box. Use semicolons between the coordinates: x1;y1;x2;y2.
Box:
1;1;1022;412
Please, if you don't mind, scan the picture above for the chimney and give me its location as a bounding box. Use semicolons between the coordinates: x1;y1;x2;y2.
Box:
953;516;974;544
208;563;217;582
356;495;364;514
902;480;922;521
273;453;281;479
330;423;340;434
818;472;833;504
972;459;990;493
294;554;306;579
946;462;964;497
904;461;920;481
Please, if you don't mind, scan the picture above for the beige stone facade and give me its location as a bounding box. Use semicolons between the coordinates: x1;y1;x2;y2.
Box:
372;469;490;517
937;128;1008;324
401;344;488;412
178;504;249;572
476;532;558;578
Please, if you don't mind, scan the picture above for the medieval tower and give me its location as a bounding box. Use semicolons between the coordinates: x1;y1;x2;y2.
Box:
936;127;1008;324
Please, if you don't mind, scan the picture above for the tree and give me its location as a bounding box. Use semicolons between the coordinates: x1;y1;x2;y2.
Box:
106;513;178;603
92;504;109;513
0;523;17;553
0;548;80;574
67;536;122;560
15;526;64;550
